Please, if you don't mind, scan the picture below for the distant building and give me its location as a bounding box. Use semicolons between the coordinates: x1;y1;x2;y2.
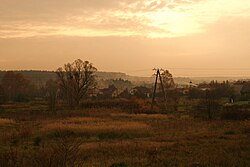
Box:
233;82;245;96
118;88;131;99
88;88;99;97
241;84;250;96
130;86;151;98
189;81;198;88
233;81;250;96
98;85;118;98
176;88;190;95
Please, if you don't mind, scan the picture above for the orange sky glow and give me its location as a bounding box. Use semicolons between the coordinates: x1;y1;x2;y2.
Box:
1;0;250;77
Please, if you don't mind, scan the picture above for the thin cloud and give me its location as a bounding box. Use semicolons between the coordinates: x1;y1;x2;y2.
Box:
0;0;250;38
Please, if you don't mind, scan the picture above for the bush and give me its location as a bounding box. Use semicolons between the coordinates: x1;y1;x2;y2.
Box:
51;137;83;167
33;137;42;146
80;98;152;113
110;162;128;167
1;137;84;167
48;130;76;138
0;147;19;167
193;99;221;119
13;93;30;102
221;110;250;120
243;127;250;134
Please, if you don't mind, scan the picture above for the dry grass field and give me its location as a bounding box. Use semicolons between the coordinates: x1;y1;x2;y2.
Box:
0;103;250;167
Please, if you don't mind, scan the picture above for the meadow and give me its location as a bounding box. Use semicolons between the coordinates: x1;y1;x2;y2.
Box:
0;102;249;167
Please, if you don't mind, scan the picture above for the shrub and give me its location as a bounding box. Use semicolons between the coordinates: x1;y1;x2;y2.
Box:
1;138;84;167
9;136;19;146
224;130;236;135
33;137;42;146
48;130;76;138
130;97;152;113
193;99;221;119
81;99;137;109
17;125;33;139
51;137;83;167
243;127;250;134
221;110;250;120
110;162;128;167
0;147;19;167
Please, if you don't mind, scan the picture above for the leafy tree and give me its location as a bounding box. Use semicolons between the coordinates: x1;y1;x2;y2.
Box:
119;88;131;99
56;59;97;108
209;80;235;98
160;70;175;89
159;70;178;112
195;90;221;119
0;84;4;104
133;86;151;99
192;80;235;119
189;88;205;99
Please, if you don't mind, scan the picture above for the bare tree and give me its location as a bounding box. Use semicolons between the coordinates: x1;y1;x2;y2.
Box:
45;79;58;112
56;59;97;108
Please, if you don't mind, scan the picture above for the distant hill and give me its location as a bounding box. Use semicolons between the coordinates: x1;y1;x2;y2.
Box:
0;70;249;86
189;77;250;84
0;70;152;86
0;70;56;85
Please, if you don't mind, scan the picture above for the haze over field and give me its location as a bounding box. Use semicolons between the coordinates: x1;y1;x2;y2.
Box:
1;0;250;77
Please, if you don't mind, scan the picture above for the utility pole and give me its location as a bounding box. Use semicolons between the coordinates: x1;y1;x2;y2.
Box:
151;68;167;112
151;69;159;111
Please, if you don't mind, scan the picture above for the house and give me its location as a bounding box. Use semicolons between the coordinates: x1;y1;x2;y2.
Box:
118;88;131;99
98;85;118;98
233;81;245;96
233;81;250;96
130;86;151;98
176;88;190;95
88;88;99;97
241;84;250;96
189;81;198;88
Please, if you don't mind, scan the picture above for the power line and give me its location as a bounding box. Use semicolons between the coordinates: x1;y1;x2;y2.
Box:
0;68;250;78
168;68;250;71
126;68;250;72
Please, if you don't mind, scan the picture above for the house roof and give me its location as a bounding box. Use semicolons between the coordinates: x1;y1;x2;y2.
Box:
99;85;117;95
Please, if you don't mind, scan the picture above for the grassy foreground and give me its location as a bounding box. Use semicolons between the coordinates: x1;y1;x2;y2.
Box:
0;103;250;167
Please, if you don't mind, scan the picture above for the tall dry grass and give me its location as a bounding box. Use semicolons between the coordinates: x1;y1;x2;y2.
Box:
42;117;150;134
0;118;15;125
0;102;250;167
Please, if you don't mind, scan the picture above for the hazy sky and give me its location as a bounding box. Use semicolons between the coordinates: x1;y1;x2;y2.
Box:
1;0;250;77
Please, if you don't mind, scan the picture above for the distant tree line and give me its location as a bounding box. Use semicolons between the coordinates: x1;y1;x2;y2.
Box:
0;59;249;121
0;71;35;102
0;59;97;110
189;80;235;119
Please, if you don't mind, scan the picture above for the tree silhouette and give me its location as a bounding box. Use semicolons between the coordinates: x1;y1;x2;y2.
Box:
56;59;97;108
160;70;178;112
160;70;175;89
45;79;58;112
1;71;30;102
